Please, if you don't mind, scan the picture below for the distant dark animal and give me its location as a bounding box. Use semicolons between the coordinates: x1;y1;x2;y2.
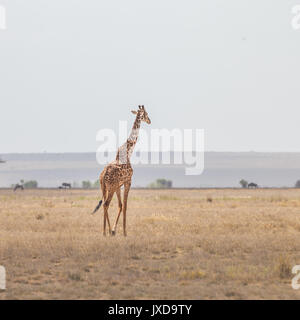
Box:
248;182;258;189
62;183;72;189
58;186;63;189
14;184;24;191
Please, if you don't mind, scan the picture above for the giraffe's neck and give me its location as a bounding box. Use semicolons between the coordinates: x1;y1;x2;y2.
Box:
116;115;141;164
128;115;141;142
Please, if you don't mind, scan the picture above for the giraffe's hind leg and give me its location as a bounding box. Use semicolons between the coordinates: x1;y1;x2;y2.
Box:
112;188;122;236
103;191;113;236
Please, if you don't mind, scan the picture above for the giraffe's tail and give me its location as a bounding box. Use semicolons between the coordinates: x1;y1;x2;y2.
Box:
91;172;106;215
91;199;103;214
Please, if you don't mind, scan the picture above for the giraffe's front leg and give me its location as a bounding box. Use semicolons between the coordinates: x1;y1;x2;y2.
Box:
106;213;112;235
112;188;122;236
123;182;131;237
103;211;107;236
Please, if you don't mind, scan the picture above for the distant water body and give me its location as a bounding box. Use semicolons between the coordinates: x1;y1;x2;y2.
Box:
0;152;300;188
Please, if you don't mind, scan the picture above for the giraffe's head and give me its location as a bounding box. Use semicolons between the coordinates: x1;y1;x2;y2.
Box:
131;105;151;124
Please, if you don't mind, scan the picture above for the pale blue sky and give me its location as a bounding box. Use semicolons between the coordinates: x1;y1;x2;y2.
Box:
0;0;300;153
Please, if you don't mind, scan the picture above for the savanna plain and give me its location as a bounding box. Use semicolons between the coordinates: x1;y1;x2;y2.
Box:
0;188;300;299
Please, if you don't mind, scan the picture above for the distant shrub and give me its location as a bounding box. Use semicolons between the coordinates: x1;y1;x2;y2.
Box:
72;181;79;188
68;272;82;281
82;180;92;189
36;214;44;220
239;179;248;189
147;179;173;189
93;180;100;188
23;180;38;189
277;254;291;279
295;180;300;188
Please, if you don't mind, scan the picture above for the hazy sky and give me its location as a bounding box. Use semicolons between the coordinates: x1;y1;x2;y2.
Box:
0;0;300;153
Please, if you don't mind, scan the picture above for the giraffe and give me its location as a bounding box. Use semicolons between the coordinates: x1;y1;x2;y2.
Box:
91;105;151;236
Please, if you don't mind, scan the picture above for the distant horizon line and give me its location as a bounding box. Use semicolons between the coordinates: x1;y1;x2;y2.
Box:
2;150;300;155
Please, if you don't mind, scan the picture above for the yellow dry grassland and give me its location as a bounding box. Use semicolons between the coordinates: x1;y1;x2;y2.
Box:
1;188;300;299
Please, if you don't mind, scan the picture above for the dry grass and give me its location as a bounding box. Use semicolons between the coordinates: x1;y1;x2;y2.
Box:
1;188;300;299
